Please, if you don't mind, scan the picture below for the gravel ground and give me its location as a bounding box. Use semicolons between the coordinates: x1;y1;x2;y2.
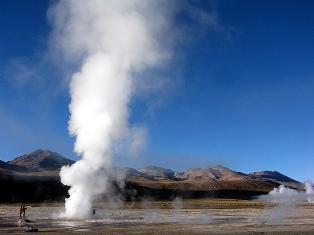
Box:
1;200;314;234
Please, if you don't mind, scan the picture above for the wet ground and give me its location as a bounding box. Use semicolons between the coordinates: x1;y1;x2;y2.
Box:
1;199;314;234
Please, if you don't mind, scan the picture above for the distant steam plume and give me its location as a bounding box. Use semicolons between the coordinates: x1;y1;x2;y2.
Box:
49;0;174;218
257;183;314;224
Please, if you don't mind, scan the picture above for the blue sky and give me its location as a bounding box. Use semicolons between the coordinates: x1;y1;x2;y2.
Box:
1;0;314;181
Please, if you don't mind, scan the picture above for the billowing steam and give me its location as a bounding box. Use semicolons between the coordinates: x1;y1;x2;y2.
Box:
264;183;314;203
257;182;314;223
49;0;174;218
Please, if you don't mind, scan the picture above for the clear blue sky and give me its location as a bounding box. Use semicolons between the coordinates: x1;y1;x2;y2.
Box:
1;0;314;181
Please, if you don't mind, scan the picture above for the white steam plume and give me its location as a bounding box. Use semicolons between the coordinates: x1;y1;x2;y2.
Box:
49;0;174;218
256;183;314;224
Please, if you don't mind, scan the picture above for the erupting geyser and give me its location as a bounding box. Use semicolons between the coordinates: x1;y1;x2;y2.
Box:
49;0;173;218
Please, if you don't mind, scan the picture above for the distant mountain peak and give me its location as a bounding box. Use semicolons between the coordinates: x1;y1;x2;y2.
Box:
8;149;75;172
0;149;302;192
180;166;248;181
249;170;300;183
139;165;175;179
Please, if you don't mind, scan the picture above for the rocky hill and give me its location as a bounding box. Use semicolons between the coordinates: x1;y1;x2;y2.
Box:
139;166;176;180
249;170;299;183
176;166;249;181
0;149;303;202
7;149;74;172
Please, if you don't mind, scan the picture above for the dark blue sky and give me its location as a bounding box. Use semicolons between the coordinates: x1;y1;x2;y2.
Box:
1;0;314;181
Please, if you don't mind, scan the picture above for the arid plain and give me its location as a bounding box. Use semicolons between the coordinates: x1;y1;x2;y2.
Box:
1;199;314;234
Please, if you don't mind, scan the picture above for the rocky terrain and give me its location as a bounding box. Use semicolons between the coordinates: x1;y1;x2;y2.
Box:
0;149;303;202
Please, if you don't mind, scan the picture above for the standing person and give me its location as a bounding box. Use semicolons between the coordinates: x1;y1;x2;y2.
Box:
22;205;26;218
19;205;23;219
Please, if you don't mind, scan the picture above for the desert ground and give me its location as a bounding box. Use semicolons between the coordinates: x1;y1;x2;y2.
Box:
1;199;314;234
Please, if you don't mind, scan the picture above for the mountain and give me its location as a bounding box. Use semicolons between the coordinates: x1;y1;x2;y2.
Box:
0;149;303;202
0;159;27;173
127;165;302;198
249;171;301;189
250;171;299;183
0;160;11;174
0;160;8;170
139;166;176;179
7;149;75;172
177;166;249;181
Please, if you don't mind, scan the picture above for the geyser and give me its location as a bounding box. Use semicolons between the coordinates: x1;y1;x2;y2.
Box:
257;183;314;223
49;0;173;218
